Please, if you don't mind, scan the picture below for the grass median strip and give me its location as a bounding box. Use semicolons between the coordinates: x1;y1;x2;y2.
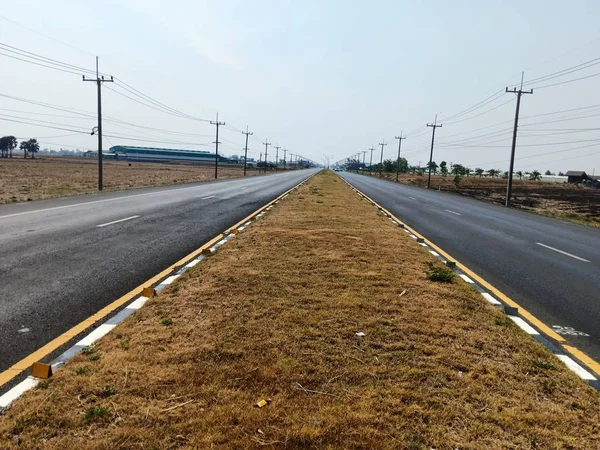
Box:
2;171;599;449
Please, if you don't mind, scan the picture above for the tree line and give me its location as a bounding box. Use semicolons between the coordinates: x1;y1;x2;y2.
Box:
346;157;547;181
0;136;40;159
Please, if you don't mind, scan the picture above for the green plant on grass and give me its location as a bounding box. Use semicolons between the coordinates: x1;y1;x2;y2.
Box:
75;366;90;376
99;386;117;398
85;407;108;423
425;262;454;283
532;360;557;371
161;318;173;326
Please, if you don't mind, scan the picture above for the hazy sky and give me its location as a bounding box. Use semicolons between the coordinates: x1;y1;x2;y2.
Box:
1;0;599;173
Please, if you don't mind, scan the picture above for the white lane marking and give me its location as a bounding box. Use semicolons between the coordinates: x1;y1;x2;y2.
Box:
201;195;216;200
556;355;597;380
126;296;149;310
161;275;180;285
459;274;474;283
76;324;116;347
0;185;203;219
509;316;539;335
408;196;417;200
481;292;502;305
0;172;314;220
536;242;590;263
0;377;39;408
445;209;462;216
96;215;140;228
429;250;440;257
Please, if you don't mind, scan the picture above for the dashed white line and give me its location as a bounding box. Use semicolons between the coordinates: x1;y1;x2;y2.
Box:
536;242;590;263
556;355;597;380
201;195;216;200
481;292;502;305
509;316;540;335
459;274;474;283
76;324;116;347
429;250;440;257
97;215;140;228
0;377;38;408
444;209;462;216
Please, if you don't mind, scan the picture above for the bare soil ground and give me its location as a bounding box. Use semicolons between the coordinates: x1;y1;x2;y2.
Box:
374;172;600;227
0;157;260;204
1;171;599;449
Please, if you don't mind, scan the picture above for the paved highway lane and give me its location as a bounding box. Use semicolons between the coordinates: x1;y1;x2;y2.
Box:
340;172;600;361
0;169;318;374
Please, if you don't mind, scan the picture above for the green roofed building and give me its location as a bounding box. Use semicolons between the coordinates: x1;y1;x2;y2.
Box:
107;146;235;164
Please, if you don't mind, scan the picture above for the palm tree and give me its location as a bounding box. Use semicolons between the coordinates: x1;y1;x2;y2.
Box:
474;168;484;177
516;170;523;180
486;168;499;178
529;170;542;181
20;138;40;159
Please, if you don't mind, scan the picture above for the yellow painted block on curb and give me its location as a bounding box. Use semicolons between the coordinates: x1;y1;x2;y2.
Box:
142;287;156;298
31;362;52;379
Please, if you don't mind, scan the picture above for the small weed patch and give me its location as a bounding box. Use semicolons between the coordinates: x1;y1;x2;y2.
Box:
425;262;455;283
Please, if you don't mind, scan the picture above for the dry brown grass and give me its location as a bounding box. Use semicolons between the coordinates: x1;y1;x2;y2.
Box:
0;156;260;204
2;171;600;449
372;172;600;227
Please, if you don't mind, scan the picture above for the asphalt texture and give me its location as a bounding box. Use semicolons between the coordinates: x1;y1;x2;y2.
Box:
340;172;600;362
0;169;318;375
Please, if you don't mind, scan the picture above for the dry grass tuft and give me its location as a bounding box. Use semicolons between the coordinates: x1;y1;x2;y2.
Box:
1;171;599;449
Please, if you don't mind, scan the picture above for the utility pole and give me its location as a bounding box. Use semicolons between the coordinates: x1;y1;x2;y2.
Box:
362;150;367;170
426;115;442;189
378;140;387;178
394;132;406;182
259;152;262;175
283;148;288;169
505;72;533;207
210;113;225;179
242;126;253;177
369;147;375;175
83;56;113;191
274;144;281;171
263;140;271;172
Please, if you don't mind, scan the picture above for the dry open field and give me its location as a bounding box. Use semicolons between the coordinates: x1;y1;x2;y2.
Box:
0;156;260;204
1;171;599;449
373;172;600;227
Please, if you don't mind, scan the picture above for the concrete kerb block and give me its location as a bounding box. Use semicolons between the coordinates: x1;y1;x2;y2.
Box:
201;247;214;256
416;237;425;244
398;223;405;228
445;261;456;268
504;306;519;316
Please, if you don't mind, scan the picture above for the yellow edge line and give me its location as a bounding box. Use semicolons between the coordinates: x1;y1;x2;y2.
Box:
0;172;315;388
342;178;600;377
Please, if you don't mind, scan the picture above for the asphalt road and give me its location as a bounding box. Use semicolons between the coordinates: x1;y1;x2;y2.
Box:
0;169;317;374
340;172;600;362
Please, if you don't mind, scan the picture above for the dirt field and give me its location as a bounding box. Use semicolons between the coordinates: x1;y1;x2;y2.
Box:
372;172;600;227
0;157;261;204
2;171;599;449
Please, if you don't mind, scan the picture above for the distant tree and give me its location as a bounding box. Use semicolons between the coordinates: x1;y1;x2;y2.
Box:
20;138;40;159
558;171;565;176
440;161;448;176
464;167;472;177
0;135;18;158
451;164;466;176
474;168;484;177
396;157;409;173
426;160;438;174
502;171;509;179
383;159;395;172
529;170;542;181
516;170;523;180
486;168;499;178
